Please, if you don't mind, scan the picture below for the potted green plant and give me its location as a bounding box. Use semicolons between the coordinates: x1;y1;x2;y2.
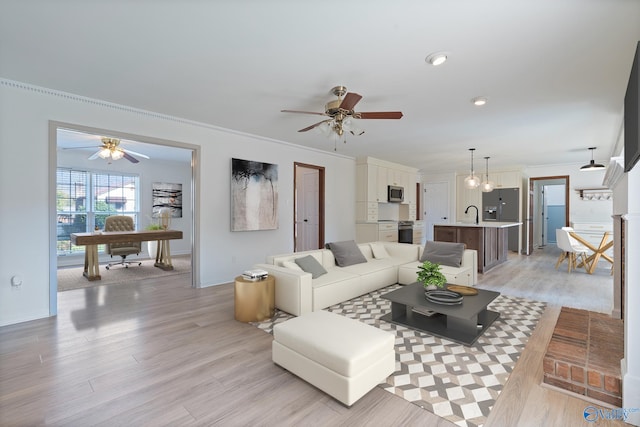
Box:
417;260;447;290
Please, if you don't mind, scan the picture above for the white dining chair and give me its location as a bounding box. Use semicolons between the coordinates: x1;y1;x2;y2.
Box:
555;228;590;273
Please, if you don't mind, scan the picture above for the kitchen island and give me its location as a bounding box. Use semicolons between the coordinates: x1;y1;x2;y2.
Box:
433;222;521;273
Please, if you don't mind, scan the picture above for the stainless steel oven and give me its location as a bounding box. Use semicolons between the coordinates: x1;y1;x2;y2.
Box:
398;220;414;244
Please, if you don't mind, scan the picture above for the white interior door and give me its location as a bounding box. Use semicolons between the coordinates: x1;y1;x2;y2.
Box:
296;168;319;251
424;181;450;241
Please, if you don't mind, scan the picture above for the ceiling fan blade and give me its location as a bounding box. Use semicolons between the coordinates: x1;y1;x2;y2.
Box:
281;109;327;116
88;150;102;160
61;145;102;150
356;111;404;119
122;148;150;159
339;92;363;111
122;152;140;163
298;119;331;132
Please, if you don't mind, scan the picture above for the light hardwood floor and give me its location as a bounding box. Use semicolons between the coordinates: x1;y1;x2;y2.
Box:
0;246;625;426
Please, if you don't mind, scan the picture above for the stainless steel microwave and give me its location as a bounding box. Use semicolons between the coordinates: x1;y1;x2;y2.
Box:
388;185;404;203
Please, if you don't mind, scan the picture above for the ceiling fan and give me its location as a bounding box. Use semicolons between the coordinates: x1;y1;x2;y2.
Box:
64;136;150;163
281;86;403;142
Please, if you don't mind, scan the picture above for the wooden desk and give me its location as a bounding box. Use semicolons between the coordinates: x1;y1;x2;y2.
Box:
70;230;183;281
570;231;614;274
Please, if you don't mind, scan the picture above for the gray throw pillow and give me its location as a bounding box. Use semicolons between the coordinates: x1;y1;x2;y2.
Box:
294;255;327;279
327;240;368;267
420;241;465;267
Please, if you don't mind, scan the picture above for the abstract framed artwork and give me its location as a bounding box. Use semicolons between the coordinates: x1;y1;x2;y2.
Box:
152;182;183;218
231;158;278;231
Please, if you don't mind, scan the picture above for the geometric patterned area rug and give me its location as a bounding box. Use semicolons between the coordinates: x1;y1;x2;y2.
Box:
252;284;546;427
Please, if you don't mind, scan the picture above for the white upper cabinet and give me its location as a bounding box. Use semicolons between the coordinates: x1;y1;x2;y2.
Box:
405;172;417;205
376;166;388;202
356;164;378;202
493;170;521;188
356;157;420;221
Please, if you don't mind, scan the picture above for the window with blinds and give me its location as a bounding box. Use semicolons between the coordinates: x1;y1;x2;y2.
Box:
56;168;139;256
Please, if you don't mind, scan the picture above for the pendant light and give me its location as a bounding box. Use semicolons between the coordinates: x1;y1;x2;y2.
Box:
464;148;481;189
580;147;606;171
480;156;495;192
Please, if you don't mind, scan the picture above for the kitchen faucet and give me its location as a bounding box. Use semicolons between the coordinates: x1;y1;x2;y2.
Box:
465;205;479;224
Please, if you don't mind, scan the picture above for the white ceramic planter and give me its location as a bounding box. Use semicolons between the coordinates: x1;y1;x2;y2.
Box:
147;240;158;259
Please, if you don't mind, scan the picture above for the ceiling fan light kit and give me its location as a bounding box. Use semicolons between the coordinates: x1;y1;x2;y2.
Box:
281;85;403;149
84;137;150;163
464;148;481;189
580;147;606;171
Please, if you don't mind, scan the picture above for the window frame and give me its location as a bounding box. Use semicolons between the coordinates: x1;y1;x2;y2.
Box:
56;167;140;257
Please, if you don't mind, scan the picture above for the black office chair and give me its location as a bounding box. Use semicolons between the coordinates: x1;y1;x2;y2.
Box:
104;215;142;270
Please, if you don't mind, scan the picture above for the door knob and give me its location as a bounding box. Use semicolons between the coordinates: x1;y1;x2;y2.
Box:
304;219;308;222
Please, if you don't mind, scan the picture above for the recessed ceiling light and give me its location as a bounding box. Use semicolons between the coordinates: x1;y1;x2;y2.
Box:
471;96;488;106
426;52;448;66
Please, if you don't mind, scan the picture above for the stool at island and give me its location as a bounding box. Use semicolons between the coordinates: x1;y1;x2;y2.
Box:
272;310;395;406
234;275;275;322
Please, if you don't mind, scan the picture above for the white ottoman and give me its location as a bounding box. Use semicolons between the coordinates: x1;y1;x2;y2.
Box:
272;310;396;406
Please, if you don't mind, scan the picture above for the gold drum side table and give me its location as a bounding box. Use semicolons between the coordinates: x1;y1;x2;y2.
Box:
234;275;275;322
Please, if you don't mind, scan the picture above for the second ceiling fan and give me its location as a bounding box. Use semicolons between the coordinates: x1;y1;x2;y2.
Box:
281;86;403;140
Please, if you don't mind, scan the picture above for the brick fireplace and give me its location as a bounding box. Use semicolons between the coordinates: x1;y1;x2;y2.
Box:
543;307;623;407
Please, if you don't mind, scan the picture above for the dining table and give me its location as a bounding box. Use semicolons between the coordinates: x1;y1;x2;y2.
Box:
570;231;614;274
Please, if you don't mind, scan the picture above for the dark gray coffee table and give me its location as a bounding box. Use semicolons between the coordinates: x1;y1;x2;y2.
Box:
380;283;500;346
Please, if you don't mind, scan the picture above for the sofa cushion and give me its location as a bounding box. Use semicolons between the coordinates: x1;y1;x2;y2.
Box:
369;242;390;259
295;255;328;279
341;258;395;276
420;241;465;267
327;240;367;267
282;260;303;271
311;269;360;289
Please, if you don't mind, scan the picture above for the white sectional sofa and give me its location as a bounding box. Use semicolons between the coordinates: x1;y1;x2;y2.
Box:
254;241;477;316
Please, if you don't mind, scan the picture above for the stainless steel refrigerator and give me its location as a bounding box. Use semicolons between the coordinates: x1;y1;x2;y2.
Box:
482;187;520;252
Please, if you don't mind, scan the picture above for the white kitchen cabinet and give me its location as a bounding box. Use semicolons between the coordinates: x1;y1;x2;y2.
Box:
356;164;377;202
356;156;419;223
413;227;423;245
376;166;388;202
388;169;407;189
355;222;398;243
378;222;398;242
356;201;378;222
493;170;521;188
405;172;417;205
399;203;417;221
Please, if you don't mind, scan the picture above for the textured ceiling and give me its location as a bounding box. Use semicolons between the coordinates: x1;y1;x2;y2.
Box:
2;0;639;173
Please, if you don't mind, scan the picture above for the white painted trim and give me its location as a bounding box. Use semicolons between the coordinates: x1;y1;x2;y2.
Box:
1;78;354;160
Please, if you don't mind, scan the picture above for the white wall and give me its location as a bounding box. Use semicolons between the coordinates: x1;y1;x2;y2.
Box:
524;163;613;224
622;165;640;425
0;80;356;326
